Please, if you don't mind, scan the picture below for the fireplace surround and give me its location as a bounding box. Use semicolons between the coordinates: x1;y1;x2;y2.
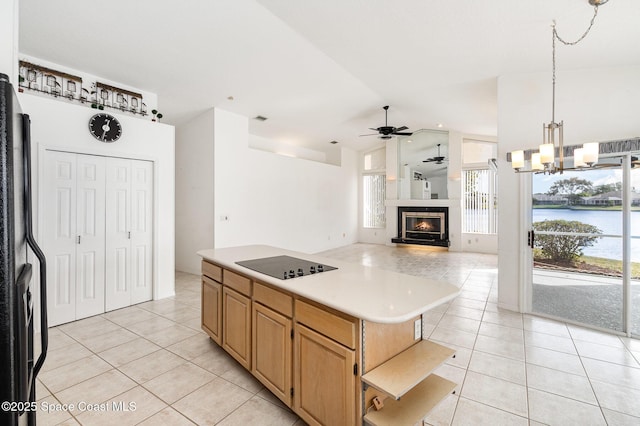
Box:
392;206;449;247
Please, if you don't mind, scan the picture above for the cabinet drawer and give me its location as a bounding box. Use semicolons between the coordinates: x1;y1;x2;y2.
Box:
254;282;293;318
295;300;356;349
202;260;222;282
223;269;251;296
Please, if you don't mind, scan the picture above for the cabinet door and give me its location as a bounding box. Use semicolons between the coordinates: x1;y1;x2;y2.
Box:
130;160;153;305
222;286;251;369
202;276;222;344
252;302;292;406
43;150;77;326
294;323;355;426
74;154;106;319
105;158;132;311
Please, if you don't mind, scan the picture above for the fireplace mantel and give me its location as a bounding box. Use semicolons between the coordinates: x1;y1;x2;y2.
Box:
386;199;450;208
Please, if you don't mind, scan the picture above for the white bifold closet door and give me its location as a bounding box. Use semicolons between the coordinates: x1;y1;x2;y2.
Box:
105;158;153;311
44;151;106;325
43;150;153;326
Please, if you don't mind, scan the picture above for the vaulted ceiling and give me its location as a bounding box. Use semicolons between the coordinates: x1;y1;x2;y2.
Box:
19;0;640;152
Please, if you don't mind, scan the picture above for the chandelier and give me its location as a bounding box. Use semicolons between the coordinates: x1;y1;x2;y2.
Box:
510;0;610;174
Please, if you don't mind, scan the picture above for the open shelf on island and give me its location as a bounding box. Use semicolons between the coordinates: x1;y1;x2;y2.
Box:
363;373;456;426
361;340;455;400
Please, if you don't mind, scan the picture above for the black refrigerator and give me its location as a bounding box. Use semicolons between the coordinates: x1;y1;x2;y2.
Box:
0;73;48;426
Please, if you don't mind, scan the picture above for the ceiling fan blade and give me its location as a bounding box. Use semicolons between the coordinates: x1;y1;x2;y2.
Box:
422;158;435;163
359;133;380;137
369;128;380;132
393;132;413;136
395;126;409;132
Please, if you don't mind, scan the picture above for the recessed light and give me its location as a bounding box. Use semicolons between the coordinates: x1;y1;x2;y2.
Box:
407;139;413;143
437;123;444;128
330;140;338;144
254;115;268;121
227;96;234;101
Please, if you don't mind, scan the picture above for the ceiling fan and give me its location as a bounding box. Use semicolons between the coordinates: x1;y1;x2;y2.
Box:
423;143;446;164
360;105;412;139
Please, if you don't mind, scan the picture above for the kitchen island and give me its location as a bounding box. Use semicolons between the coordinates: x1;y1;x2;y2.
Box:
198;245;460;426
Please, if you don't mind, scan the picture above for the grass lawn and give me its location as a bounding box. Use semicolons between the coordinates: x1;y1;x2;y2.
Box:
535;251;640;279
580;255;640;279
569;206;640;211
532;205;568;209
533;205;640;211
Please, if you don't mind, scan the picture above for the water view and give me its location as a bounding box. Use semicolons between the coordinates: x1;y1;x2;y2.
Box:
533;208;640;262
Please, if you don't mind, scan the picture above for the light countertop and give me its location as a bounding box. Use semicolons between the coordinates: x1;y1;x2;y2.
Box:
198;245;459;324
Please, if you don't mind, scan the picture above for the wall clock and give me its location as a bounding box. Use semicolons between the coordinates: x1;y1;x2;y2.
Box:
88;113;122;142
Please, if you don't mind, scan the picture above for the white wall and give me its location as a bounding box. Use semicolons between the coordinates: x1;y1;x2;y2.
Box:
0;0;18;82
211;108;359;253
462;234;498;254
175;109;214;274
19;93;176;305
497;65;640;312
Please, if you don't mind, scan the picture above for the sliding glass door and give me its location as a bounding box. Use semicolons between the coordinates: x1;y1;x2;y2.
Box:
530;154;639;335
631;163;640;335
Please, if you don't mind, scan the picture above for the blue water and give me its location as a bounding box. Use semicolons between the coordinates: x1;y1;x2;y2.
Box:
532;209;640;262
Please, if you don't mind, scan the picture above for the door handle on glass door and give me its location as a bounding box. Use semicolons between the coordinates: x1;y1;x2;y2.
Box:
77;235;81;244
128;231;131;239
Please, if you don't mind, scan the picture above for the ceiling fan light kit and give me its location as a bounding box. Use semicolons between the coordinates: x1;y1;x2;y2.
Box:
509;0;615;175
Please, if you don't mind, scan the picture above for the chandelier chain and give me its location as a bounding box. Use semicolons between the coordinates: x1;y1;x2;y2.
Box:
554;5;600;46
550;4;601;124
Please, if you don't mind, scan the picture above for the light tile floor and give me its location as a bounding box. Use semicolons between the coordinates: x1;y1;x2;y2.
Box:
35;243;640;425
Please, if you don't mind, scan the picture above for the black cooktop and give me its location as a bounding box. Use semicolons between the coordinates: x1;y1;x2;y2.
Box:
236;255;337;280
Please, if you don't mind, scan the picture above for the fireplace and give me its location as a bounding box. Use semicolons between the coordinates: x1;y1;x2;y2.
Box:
392;207;449;247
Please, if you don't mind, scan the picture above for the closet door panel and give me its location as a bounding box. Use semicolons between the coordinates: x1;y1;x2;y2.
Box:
75;155;106;319
130;160;153;304
105;158;132;311
43;150;77;326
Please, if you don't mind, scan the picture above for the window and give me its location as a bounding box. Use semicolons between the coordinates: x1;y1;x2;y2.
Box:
463;139;497;165
462;139;498;234
362;147;386;229
363;174;386;228
463;169;497;234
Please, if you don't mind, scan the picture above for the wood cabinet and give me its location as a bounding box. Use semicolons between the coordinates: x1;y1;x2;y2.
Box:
201;275;222;344
294;323;355;426
200;258;456;426
222;286;252;369
252;302;292;405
